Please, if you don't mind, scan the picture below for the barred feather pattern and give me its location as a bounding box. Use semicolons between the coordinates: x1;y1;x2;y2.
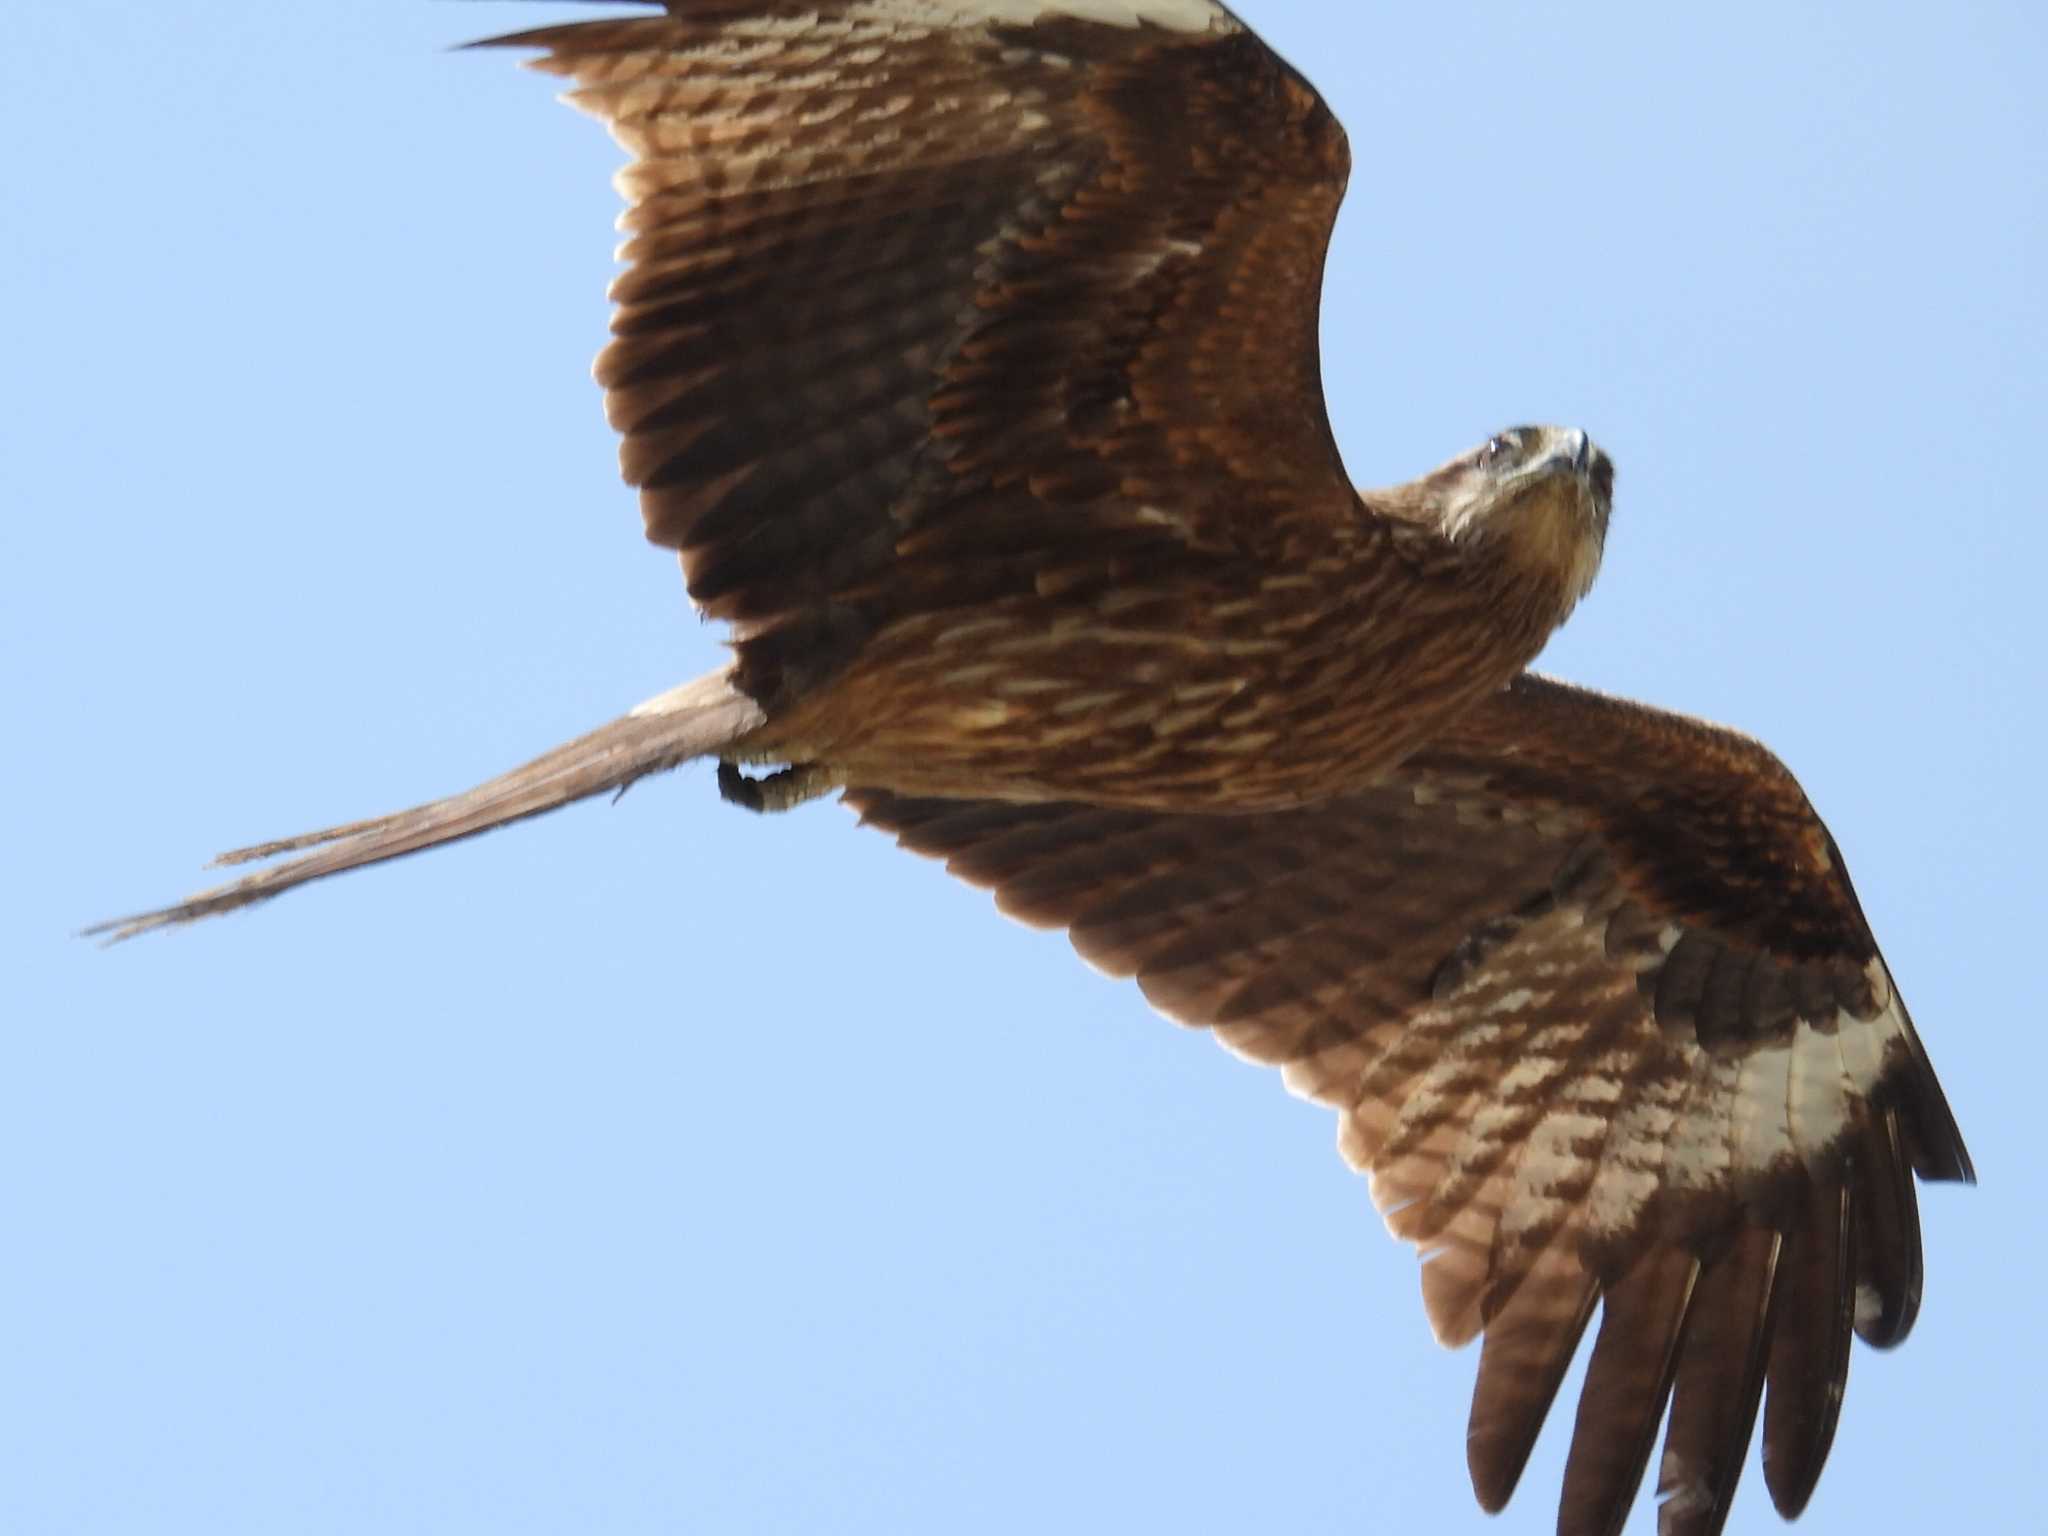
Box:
475;4;1586;811
477;3;1346;679
89;17;1968;1536
849;673;1971;1536
475;3;1581;806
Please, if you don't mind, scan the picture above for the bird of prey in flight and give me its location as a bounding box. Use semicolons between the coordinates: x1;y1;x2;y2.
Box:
95;5;1971;1535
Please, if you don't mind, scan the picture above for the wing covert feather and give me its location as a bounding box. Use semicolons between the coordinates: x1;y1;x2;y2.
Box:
478;2;1359;702
848;673;1971;1536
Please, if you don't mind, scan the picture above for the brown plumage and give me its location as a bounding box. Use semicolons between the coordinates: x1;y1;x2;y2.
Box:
97;0;1613;925
91;6;1969;1536
492;0;1613;809
850;674;1970;1536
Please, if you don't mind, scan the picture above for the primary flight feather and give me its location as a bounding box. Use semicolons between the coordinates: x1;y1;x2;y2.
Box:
96;6;1968;1535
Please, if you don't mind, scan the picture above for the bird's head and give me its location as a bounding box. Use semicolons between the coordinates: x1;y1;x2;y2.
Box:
1405;424;1614;621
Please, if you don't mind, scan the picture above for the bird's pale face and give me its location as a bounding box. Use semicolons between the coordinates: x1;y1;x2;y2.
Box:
1426;424;1615;618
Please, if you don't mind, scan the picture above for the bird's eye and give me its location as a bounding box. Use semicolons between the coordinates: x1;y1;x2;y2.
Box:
1479;433;1515;468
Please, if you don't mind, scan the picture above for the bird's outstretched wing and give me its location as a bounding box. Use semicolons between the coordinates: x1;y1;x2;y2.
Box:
475;2;1362;702
849;672;1972;1536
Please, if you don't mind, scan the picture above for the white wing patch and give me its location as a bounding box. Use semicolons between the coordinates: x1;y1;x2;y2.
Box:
1298;907;1912;1347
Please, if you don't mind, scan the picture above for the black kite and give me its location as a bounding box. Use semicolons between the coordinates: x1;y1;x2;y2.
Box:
96;7;1969;1535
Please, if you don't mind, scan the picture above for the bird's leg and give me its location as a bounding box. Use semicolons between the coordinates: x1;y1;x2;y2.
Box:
717;760;837;814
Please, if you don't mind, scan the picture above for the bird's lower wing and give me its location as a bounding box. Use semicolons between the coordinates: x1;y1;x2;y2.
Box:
847;674;1970;1536
88;670;765;942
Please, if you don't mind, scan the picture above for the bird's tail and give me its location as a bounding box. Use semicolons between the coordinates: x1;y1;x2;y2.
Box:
88;670;767;943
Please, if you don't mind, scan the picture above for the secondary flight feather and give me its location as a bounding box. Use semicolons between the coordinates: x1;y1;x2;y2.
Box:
95;6;1969;1535
853;674;1969;1534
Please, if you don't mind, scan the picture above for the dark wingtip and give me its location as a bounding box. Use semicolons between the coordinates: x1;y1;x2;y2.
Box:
1653;1229;1781;1536
1465;1264;1599;1515
453;0;670;54
1898;1026;1975;1186
1849;1107;1925;1349
1557;1251;1700;1536
1760;1185;1854;1520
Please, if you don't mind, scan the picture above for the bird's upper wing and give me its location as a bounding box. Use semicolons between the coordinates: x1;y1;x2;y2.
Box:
848;672;1971;1536
477;2;1362;698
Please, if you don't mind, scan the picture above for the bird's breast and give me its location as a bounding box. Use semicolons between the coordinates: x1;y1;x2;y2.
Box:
754;552;1558;810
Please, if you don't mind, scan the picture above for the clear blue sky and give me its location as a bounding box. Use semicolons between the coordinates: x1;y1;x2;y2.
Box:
6;4;2042;1533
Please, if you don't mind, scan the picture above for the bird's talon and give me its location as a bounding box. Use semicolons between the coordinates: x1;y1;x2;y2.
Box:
716;762;763;811
717;761;834;814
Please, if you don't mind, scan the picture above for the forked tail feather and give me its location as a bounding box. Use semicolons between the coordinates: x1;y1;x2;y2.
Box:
88;671;766;943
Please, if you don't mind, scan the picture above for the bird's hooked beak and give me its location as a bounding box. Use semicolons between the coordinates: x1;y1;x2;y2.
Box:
1506;427;1610;504
1417;424;1614;617
1558;427;1593;476
1508;425;1612;610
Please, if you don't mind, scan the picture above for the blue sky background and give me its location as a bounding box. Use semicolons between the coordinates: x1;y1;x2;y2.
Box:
6;4;2042;1533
